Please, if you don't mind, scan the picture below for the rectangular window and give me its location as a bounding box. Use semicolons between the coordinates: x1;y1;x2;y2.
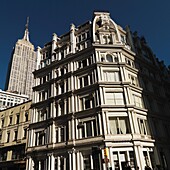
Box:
7;132;10;143
1;152;7;161
35;131;45;146
109;117;130;135
80;95;95;111
103;71;120;82
113;151;135;169
59;101;64;116
12;150;17;160
105;92;124;105
56;126;67;143
9;116;13;125
138;118;150;135
60;127;65;142
25;112;29;122
133;95;144;108
84;75;88;86
23;128;27;139
16;114;20;124
83;155;91;170
78;119;97;138
60;83;64;93
113;152;120;169
1;119;4;128
79;73;93;88
14;130;18;141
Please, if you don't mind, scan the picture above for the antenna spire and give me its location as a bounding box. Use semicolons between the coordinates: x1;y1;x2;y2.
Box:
23;17;30;41
26;17;29;29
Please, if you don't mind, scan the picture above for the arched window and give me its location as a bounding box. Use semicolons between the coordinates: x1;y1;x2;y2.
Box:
106;54;113;62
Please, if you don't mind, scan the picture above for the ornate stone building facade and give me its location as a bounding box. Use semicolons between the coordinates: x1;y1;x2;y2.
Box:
5;18;36;99
26;12;170;170
0;100;31;170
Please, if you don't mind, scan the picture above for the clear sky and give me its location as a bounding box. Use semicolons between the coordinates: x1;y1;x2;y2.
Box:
0;0;170;90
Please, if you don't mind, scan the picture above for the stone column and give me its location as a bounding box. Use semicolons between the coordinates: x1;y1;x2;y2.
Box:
70;24;76;53
26;156;33;170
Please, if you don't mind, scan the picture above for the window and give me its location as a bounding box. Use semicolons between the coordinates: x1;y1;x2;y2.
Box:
59;101;64;116
14;130;18;141
129;151;135;168
61;50;64;59
103;71;120;82
106;54;113;62
113;152;120;169
9;116;12;125
56;126;67;143
7;132;10;143
138;118;150;135
38;109;47;122
105;92;124;105
0;151;7;161
109;117;130;134
61;68;64;75
60;82;65;94
83;155;91;170
41;90;48;101
25;112;29;122
143;151;150;167
60;127;65;142
133;95;144;108
35;131;45;146
55;156;69;170
78;119;97;138
1;119;4;128
23;128;27;139
121;35;126;43
16;114;20;124
128;74;139;86
80;95;95;111
84;75;88;86
82;59;87;67
113;151;135;169
79;74;93;88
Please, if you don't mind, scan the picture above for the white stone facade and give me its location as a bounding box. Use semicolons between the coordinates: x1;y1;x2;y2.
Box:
26;12;170;170
0;89;29;110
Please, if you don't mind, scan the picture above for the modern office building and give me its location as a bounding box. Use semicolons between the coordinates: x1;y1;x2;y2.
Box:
0;100;31;170
0;89;29;110
26;11;170;170
5;18;37;99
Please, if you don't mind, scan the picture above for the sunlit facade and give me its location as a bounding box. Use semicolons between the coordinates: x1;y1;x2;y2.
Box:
5;18;36;99
26;12;170;170
0;100;31;170
0;89;29;110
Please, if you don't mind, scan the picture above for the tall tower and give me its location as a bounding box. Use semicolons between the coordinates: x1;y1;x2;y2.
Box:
5;18;36;98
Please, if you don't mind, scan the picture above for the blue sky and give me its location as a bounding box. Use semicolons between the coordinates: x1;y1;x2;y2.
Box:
0;0;170;90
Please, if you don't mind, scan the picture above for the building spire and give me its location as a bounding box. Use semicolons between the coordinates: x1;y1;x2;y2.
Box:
23;17;29;41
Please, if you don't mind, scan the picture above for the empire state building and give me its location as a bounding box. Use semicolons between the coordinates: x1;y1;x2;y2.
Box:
5;18;36;98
